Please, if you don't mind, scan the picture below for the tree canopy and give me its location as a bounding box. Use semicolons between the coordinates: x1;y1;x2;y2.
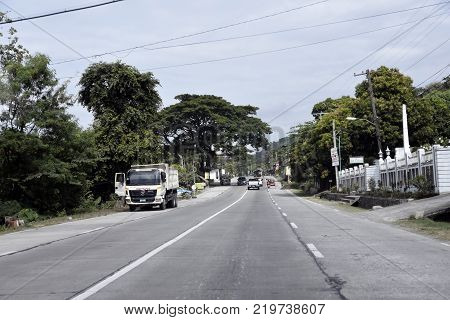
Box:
159;94;271;172
288;66;450;191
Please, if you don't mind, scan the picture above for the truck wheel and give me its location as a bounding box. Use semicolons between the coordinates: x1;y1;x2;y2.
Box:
129;205;136;212
160;200;166;210
173;196;178;208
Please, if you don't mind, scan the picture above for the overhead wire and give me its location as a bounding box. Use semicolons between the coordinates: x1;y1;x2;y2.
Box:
405;38;449;71
0;0;125;24
416;63;449;87
51;0;329;65
51;1;450;66
58;17;439;80
391;5;449;68
267;3;444;123
0;1;92;63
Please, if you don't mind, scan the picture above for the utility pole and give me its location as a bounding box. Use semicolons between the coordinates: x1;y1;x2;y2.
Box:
354;69;383;153
332;120;339;191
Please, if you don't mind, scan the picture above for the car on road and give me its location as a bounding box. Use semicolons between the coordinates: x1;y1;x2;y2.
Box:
247;178;260;190
237;176;247;185
267;179;275;187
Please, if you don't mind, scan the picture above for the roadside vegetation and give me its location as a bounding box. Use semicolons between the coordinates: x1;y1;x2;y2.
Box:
0;14;271;229
397;212;450;241
259;68;449;194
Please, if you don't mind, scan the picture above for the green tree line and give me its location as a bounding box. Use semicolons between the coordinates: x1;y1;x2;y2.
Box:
0;19;271;222
286;66;449;191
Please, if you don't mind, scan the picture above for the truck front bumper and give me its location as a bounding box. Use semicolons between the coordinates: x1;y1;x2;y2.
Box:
126;196;163;205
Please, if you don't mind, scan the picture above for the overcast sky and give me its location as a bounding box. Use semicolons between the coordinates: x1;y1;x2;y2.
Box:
1;0;448;140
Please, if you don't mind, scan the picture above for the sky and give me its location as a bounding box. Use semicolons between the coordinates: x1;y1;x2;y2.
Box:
1;0;449;141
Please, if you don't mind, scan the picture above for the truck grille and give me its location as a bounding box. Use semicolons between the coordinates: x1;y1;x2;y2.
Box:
129;189;157;198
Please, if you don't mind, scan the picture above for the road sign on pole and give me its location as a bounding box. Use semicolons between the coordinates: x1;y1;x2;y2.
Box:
331;147;339;167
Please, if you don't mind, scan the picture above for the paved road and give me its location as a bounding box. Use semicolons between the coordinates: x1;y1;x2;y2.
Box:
0;181;449;300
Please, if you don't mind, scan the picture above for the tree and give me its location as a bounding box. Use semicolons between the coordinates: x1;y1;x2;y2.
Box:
159;94;271;172
78;62;163;198
0;18;97;215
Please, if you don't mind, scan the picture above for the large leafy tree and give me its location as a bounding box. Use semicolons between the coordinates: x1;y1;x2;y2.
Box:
290;66;450;190
78;62;162;197
159;94;271;172
0;16;97;214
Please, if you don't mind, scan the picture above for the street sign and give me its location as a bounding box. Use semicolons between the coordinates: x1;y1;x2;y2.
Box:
349;156;364;164
330;147;339;167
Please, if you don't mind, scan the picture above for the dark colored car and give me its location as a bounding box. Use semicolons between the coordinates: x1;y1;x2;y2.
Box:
220;176;231;186
237;176;247;186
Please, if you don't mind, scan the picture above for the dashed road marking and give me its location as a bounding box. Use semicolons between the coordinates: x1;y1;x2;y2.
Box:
282;213;287;217
79;227;105;235
442;243;450;247
71;190;248;300
290;222;298;229
277;206;282;210
307;243;324;258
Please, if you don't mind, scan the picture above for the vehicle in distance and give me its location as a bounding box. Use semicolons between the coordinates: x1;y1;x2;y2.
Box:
258;178;263;186
247;178;260;190
115;163;179;211
220;175;231;186
267;179;275;187
237;176;247;185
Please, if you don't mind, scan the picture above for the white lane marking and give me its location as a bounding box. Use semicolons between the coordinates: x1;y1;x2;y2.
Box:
282;213;287;217
334;209;339;212
307;243;324;258
79;227;105;235
442;243;450;247
0;251;17;257
290;222;298;229
277;206;282;210
71;190;248;300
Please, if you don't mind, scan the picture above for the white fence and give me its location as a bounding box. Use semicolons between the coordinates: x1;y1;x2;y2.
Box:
338;145;450;194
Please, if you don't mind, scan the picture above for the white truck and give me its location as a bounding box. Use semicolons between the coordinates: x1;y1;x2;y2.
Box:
115;163;179;211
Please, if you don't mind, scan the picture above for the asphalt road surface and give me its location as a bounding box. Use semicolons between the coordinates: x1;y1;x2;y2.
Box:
0;181;449;300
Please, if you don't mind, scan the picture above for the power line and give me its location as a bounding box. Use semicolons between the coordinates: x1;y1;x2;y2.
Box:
405;38;449;71
363;1;447;72
58;16;441;80
143;20;437;71
50;1;450;66
50;0;330;65
137;12;447;55
416;63;449;86
0;1;91;63
391;5;449;68
267;3;443;124
0;0;125;25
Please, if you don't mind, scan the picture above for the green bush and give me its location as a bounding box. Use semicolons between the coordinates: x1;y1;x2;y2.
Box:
17;208;39;223
368;178;376;191
0;200;22;219
411;176;434;195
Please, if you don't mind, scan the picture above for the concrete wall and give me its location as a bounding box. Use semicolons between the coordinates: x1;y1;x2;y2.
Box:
435;147;450;193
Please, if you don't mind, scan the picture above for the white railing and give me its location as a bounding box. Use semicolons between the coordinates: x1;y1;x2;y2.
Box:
338;145;450;194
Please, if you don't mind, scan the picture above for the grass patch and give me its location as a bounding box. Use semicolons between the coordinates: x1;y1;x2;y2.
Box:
0;207;127;236
290;189;367;214
396;217;450;241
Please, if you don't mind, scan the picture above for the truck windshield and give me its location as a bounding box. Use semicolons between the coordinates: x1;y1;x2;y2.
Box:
127;170;161;186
